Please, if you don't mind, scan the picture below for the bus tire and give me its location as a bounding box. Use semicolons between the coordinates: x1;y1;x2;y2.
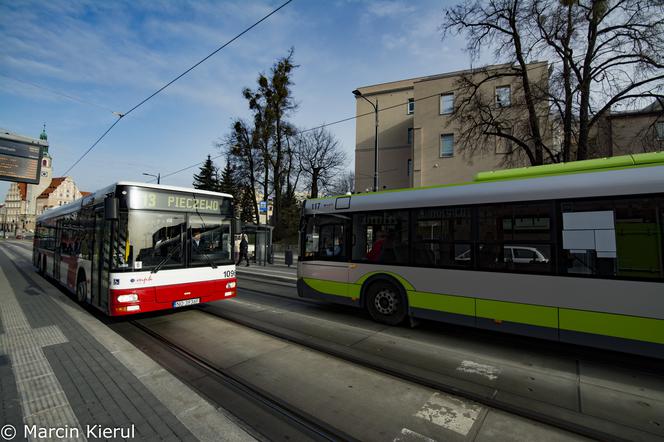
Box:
365;279;407;325
76;272;87;304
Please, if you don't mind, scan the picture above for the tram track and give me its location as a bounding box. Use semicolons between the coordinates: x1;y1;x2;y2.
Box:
199;288;664;442
122;318;357;442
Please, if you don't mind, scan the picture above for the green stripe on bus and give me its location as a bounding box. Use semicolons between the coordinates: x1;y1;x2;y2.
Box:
303;278;354;298
408;291;475;316
476;299;558;328
354;272;415;291
560;309;664;344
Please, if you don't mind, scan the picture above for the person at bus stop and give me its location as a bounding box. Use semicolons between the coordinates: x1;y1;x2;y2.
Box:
237;234;250;267
367;230;386;262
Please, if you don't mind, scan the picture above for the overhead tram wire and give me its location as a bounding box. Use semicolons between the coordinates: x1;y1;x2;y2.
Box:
61;0;294;177
156;61;577;180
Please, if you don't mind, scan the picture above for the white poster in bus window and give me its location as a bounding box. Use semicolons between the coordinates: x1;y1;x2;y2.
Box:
134;261;142;270
562;210;616;257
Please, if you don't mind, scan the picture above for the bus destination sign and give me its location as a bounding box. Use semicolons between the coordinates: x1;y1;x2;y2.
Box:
0;136;44;184
128;188;230;215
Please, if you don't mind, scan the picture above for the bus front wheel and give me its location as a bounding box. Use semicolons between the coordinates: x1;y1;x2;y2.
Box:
366;280;407;325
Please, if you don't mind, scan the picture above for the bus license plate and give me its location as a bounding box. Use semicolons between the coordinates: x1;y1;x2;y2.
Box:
173;298;200;308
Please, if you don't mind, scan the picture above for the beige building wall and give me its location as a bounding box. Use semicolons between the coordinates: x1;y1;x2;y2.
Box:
36;176;83;216
354;62;550;190
354;79;416;192
589;102;664;157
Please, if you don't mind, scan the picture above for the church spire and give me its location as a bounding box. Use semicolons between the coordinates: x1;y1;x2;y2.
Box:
40;123;47;141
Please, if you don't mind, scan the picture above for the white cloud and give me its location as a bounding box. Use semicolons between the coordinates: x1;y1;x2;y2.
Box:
365;0;416;18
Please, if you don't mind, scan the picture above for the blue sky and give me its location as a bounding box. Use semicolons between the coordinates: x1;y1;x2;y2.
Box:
0;0;470;197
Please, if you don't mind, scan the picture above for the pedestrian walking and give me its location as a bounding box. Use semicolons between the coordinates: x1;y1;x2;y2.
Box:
237;234;250;267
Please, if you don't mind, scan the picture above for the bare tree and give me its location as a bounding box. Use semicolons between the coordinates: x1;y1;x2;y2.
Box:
222;119;262;225
448;63;556;167
241;49;299;239
296;127;347;198
328;171;355;196
443;0;664;163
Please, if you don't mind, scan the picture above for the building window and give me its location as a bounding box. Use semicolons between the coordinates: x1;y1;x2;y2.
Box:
496;85;511;107
407;128;414;144
440;134;454;157
440;93;454;114
656;122;664;140
407;159;412;177
407;98;414;114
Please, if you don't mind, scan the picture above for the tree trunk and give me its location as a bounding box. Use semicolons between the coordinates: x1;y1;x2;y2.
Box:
310;167;320;199
562;4;574;163
510;9;546;165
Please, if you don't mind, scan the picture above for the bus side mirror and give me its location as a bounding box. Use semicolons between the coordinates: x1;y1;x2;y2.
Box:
232;219;242;235
105;197;119;220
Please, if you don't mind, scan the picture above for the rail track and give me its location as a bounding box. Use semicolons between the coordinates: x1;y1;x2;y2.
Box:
197;285;664;442
122;319;358;442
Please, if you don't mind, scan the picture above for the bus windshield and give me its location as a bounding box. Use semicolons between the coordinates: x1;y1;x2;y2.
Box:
189;215;232;267
128;210;185;271
112;210;233;272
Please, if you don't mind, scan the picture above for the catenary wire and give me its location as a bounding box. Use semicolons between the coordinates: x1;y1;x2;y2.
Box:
152;59;580;180
154;89;458;181
61;0;294;176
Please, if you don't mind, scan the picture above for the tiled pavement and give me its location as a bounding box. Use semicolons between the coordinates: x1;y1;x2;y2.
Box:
0;241;253;442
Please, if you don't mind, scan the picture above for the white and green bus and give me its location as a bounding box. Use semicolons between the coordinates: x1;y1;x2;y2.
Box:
297;152;664;358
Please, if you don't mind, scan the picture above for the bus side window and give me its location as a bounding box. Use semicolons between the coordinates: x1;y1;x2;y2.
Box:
353;211;409;264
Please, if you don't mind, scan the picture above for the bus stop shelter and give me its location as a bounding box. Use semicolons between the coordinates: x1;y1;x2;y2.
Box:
238;223;274;266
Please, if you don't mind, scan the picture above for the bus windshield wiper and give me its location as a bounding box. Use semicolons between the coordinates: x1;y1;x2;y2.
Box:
191;193;217;269
152;239;182;274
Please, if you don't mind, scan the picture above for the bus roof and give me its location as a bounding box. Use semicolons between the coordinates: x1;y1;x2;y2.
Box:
303;157;664;215
37;182;233;222
116;181;233;199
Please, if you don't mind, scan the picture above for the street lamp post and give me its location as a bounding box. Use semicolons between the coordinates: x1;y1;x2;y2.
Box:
352;89;379;192
142;172;160;184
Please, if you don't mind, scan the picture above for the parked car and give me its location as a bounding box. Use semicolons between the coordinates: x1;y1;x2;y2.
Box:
456;245;549;263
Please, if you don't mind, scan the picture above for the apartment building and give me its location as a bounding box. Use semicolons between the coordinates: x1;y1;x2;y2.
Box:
353;62;550;191
35;176;85;215
590;99;664;157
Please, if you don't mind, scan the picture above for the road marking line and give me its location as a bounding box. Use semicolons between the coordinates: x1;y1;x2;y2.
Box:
414;392;481;436
393;428;437;442
457;360;501;381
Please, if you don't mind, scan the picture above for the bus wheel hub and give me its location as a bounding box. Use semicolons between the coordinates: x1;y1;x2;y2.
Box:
375;289;397;315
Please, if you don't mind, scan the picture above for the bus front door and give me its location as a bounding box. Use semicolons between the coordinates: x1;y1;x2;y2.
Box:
91;209;104;308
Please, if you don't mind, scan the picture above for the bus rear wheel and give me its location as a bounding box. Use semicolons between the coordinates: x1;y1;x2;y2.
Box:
76;274;87;304
366;280;407;325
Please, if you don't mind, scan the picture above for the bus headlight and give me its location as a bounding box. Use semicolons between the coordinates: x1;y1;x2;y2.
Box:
226;282;236;289
117;293;138;303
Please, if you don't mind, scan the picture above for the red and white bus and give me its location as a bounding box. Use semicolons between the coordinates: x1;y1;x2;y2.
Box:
34;182;237;315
